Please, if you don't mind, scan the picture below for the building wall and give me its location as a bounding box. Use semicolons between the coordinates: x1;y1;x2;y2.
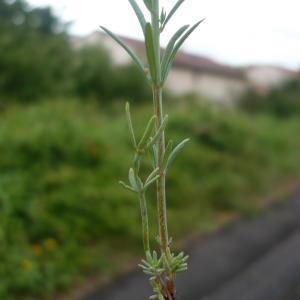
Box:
73;32;131;65
165;68;196;95
195;73;247;104
246;66;294;90
74;32;248;104
166;68;247;104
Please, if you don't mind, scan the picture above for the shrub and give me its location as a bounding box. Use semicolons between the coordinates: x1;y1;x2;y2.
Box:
239;74;300;117
0;0;74;102
0;99;299;298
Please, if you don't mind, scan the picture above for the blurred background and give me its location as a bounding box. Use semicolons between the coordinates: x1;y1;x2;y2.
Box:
0;0;300;299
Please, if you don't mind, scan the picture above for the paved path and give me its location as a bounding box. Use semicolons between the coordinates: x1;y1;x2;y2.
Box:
83;190;300;300
282;283;300;299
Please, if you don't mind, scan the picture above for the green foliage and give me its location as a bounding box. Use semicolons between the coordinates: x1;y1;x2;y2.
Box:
239;74;300;117
99;26;146;78
161;19;204;83
0;0;73;101
160;0;185;31
115;64;151;102
73;46;115;100
101;2;204;297
0;0;67;34
73;46;151;102
0;99;300;299
101;0;202;88
0;0;151;104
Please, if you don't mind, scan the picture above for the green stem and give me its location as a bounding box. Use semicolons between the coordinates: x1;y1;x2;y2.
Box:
134;154;149;253
153;86;168;254
151;0;161;84
151;0;168;256
139;192;150;252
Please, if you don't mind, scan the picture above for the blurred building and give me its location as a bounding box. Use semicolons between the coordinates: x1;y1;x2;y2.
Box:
245;65;297;94
74;32;296;104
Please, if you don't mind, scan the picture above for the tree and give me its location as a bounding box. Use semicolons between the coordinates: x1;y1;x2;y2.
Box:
0;0;74;101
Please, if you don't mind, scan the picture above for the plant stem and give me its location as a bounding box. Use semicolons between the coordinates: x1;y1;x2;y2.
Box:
103;0;200;297
139;192;150;253
153;86;168;255
151;0;161;85
151;0;169;256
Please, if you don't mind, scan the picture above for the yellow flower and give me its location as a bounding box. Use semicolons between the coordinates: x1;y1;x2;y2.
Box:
21;259;33;272
44;238;58;251
32;244;42;256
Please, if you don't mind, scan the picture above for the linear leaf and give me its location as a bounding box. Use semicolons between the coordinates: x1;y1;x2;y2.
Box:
143;175;160;190
160;8;167;24
138;115;156;149
161;25;189;78
162;19;204;82
152;144;158;168
145;168;159;185
125;102;137;148
166;138;190;169
147;115;169;148
162;0;185;31
143;0;153;11
100;26;145;75
145;23;157;83
119;181;135;192
162;140;173;170
136;175;144;191
128;168;138;191
128;0;146;33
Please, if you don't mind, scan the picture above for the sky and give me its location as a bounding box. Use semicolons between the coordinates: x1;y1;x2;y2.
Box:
28;0;300;70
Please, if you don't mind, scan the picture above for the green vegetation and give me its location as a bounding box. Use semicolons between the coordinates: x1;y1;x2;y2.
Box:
0;0;150;104
239;74;300;117
0;99;300;299
74;46;150;103
1;1;300;299
0;0;73;101
101;1;204;298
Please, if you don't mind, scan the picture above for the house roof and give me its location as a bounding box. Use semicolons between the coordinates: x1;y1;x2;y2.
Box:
122;35;244;80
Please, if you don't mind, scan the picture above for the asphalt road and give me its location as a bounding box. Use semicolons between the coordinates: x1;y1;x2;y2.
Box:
83;190;300;300
283;285;300;300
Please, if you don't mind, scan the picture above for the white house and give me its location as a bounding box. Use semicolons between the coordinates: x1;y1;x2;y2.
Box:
73;32;297;104
245;65;297;94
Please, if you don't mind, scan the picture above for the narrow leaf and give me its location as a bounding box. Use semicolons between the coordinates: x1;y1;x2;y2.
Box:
141;259;152;268
160;8;167;24
143;0;153;11
182;255;189;262
119;181;135;192
162;19;205;82
147;115;169;148
100;26;145;76
162;0;185;31
145;23;158;84
143;175;160;190
166;138;190;169
143;270;154;275
145;168;159;185
152;144;158;168
161;25;189;79
138;115;156;149
128;168;138;191
162;140;173;170
136;175;144;191
125;102;137;148
128;0;146;33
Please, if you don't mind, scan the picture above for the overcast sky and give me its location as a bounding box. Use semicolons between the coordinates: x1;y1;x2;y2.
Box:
28;0;300;70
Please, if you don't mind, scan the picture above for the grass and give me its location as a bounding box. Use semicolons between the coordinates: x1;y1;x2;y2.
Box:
0;98;300;299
